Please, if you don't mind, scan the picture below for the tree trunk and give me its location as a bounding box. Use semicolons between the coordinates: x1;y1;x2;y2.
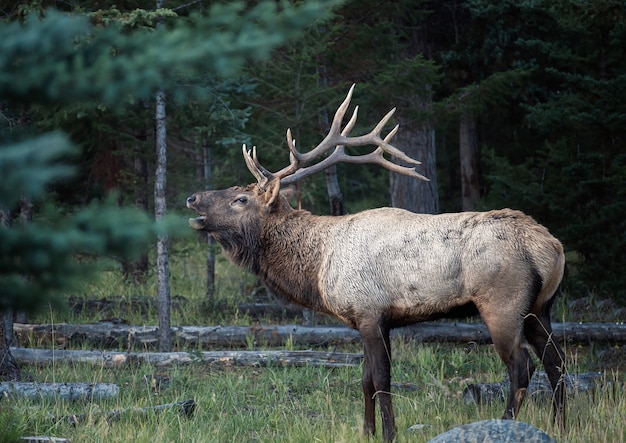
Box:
203;145;216;300
155;87;171;352
0;207;21;381
11;347;363;369
390;113;439;214
122;132;150;283
206;235;216;300
18;197;32;226
324;165;344;216
132;144;150;276
0;318;21;381
459;113;480;211
317;48;344;217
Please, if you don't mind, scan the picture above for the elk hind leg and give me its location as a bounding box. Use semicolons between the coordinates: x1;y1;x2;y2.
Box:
524;309;566;429
481;310;535;420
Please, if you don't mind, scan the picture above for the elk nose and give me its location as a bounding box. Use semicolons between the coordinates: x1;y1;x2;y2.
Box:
186;195;197;206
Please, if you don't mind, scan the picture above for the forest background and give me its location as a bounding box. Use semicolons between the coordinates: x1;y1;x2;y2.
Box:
1;2;624;440
1;0;625;314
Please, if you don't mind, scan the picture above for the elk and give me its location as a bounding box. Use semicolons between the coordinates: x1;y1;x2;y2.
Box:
186;85;566;442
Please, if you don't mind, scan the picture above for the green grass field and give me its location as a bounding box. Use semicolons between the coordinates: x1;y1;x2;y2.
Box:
5;238;626;442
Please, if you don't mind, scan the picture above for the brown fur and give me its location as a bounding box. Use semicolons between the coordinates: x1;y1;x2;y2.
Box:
187;178;566;442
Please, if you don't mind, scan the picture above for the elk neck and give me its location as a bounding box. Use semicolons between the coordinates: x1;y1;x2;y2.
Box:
256;209;337;315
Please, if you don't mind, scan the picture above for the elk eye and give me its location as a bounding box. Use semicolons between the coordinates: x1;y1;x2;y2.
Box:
235;196;248;204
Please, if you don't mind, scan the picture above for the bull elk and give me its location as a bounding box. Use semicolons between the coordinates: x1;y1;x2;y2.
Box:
186;85;566;441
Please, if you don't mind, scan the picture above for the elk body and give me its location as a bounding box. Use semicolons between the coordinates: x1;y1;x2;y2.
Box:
187;86;566;442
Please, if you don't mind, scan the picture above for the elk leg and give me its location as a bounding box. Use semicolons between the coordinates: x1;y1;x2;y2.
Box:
502;345;535;420
359;320;396;442
524;312;567;429
361;356;376;436
481;311;535;420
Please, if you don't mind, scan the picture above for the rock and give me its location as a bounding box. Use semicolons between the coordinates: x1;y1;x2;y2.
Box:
427;419;557;443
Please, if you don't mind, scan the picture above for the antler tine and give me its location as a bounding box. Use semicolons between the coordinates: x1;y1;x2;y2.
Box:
266;128;301;179
242;144;269;188
251;146;273;176
293;84;356;164
342;105;359;137
285;129;303;170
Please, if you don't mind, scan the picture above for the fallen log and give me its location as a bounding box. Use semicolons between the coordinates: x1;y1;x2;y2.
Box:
0;381;119;401
14;321;626;350
51;399;196;426
10;347;363;369
463;371;606;405
14;323;358;349
21;437;69;443
237;303;307;319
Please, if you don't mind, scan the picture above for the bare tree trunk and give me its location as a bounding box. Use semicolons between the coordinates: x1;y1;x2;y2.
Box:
203;145;216;300
123;129;149;283
18;198;32;226
1;207;15;347
0;318;20;381
132;142;150;275
0;207;9;227
460;114;480;211
321;99;344;217
390;112;439;214
206;235;216;300
319;104;344;216
15;200;31;324
324;166;344;216
317;34;344;217
154;0;171;352
0;207;21;381
155;89;171;351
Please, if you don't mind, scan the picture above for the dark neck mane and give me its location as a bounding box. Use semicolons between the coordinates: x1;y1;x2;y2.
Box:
257;211;333;313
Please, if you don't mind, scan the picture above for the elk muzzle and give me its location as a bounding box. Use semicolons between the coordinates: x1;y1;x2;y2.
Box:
186;194;206;230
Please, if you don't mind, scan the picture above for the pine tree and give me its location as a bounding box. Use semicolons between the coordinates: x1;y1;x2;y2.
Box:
0;1;335;378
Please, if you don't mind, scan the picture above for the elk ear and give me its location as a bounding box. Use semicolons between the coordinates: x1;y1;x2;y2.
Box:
263;177;282;206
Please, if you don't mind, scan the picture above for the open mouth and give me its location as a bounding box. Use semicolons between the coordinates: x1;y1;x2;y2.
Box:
188;215;206;230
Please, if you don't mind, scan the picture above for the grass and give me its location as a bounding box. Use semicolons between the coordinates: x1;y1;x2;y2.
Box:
31;238;259;327
5;342;625;442
8;237;626;442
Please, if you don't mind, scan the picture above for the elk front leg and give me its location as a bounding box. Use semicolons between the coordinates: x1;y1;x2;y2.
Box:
360;320;396;442
361;356;376;437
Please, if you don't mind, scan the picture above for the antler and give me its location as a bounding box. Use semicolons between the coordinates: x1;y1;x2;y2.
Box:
243;84;429;189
